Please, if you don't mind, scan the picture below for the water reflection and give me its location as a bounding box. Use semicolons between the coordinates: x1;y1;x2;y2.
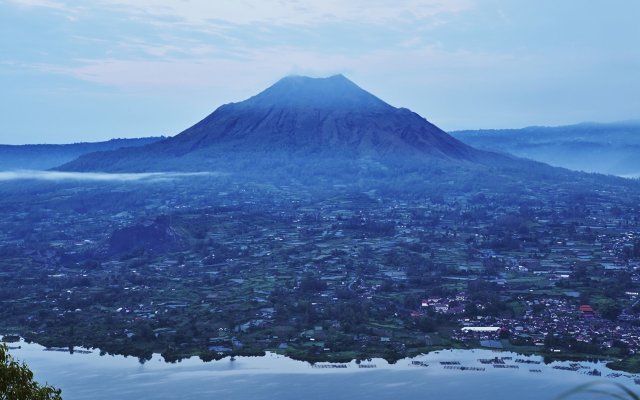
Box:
6;339;640;400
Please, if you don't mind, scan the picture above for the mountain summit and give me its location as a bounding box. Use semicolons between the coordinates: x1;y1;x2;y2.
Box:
243;74;391;111
58;75;485;172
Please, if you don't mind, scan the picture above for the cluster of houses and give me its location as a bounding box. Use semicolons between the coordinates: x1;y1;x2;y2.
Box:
411;293;468;317
451;297;640;353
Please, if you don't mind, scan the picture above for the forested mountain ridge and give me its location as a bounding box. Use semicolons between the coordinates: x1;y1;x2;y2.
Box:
452;122;640;177
0;137;164;171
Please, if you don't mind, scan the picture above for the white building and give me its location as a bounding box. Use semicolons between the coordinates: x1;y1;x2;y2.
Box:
461;327;500;333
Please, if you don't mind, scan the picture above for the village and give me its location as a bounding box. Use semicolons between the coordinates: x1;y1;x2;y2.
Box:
1;174;640;368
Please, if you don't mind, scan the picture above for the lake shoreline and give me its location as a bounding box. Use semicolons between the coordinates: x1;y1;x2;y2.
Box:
0;333;626;372
6;336;640;400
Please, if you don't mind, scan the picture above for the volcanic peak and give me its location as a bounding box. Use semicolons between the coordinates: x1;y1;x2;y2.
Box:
237;74;392;112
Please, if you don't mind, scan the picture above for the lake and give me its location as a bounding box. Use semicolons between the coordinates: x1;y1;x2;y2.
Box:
6;339;640;400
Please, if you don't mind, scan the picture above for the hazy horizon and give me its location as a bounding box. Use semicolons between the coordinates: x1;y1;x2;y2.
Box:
3;117;640;146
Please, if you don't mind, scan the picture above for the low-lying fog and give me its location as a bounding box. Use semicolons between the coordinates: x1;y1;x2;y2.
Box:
0;170;219;182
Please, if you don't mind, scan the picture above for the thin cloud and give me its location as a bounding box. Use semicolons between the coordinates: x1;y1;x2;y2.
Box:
4;0;478;91
102;0;471;26
49;0;473;28
7;0;68;10
27;45;516;89
6;0;82;18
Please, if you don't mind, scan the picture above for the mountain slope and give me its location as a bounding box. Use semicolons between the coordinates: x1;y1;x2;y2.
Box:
0;137;164;171
452;122;640;177
57;75;486;172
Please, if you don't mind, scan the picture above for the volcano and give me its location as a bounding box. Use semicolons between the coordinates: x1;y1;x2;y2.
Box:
58;75;493;172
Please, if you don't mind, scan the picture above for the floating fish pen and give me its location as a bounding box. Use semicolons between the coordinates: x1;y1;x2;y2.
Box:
552;365;580;371
440;361;461;365
569;363;589;370
583;369;601;376
443;366;485;371
634;378;640;385
493;364;519;369
515;359;541;364
501;357;513;360
529;369;542;373
479;358;505;365
411;361;429;367
358;364;377;369
312;364;348;369
43;347;71;352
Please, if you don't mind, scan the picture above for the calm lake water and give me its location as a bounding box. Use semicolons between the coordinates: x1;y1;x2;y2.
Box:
6;339;640;400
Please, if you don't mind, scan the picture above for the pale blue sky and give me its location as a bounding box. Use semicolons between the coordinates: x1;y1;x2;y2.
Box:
1;0;639;144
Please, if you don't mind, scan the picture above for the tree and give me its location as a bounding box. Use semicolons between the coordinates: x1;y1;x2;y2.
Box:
599;299;622;321
299;273;327;293
0;343;62;400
